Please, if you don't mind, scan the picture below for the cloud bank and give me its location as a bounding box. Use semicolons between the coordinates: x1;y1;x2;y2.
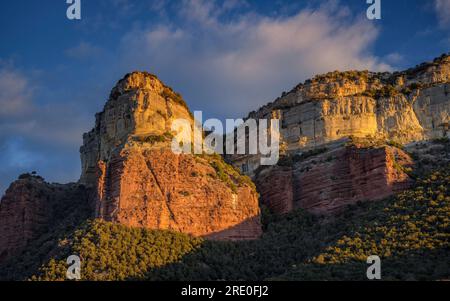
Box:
119;0;390;118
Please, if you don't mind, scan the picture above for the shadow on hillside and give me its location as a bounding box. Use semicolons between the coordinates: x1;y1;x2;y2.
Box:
140;195;449;281
142;219;449;281
203;216;263;241
0;184;94;280
138;206;378;281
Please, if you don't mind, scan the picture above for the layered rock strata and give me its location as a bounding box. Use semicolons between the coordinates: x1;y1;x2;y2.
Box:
256;143;414;215
234;54;450;176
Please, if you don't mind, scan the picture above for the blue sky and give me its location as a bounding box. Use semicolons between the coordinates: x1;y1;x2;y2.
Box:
0;0;449;195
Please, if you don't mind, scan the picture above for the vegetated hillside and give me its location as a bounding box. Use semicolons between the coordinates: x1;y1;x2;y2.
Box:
1;157;448;281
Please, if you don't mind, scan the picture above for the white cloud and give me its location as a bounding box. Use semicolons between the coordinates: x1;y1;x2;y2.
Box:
435;0;450;27
119;0;390;118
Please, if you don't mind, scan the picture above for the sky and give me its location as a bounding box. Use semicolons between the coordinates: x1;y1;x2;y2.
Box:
0;0;449;195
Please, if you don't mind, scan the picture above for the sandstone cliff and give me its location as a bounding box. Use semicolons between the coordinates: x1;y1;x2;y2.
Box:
80;72;262;240
1;55;449;263
80;72;194;186
256;141;414;215
0;72;262;262
242;54;449;162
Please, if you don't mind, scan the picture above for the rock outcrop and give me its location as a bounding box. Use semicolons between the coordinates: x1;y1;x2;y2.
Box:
80;72;262;240
80;72;194;186
256;142;414;215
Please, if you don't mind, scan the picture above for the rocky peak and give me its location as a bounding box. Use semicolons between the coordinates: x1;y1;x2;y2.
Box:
111;72;163;96
79;72;262;240
109;72;190;109
80;72;193;186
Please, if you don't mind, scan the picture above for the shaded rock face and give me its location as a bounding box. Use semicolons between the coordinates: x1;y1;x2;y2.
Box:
0;176;91;261
81;72;262;240
256;145;413;215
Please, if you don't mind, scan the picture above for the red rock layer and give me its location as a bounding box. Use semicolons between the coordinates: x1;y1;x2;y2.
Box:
256;167;293;214
94;148;262;240
257;145;413;215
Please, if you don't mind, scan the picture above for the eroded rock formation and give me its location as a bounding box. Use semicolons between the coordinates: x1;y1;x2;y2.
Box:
233;54;449;214
80;72;262;240
0;72;262;262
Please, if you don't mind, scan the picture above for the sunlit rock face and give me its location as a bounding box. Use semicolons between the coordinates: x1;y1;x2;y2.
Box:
80;72;194;186
235;55;450;175
80;72;262;240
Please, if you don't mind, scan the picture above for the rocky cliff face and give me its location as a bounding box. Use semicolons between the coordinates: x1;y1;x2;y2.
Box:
80;72;262;240
1;55;448;262
256;141;414;215
233;54;449;214
80;72;194;186
242;54;449;163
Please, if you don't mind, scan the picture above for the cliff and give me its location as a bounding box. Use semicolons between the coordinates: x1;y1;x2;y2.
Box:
0;72;262;262
241;54;449;162
79;72;262;240
232;53;449;215
1;55;449;265
256;141;414;215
